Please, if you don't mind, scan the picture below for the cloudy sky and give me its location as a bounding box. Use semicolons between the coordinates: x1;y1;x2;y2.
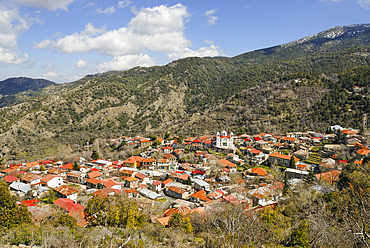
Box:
1;0;370;83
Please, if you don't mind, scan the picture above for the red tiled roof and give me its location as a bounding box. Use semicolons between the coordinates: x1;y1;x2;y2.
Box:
53;185;78;196
190;190;211;202
54;198;84;212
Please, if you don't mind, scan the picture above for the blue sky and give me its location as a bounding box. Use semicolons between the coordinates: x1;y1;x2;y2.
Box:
1;0;370;83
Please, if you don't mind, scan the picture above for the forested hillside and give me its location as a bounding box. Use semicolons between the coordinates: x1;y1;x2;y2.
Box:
1;24;370;160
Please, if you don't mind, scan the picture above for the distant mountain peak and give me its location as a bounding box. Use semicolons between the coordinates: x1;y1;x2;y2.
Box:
0;77;56;96
282;23;370;48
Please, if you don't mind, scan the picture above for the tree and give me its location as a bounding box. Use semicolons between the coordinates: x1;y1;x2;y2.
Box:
152;139;161;148
91;148;99;160
73;161;80;171
305;167;315;185
164;132;171;140
0;181;32;228
148;134;157;141
289;155;297;169
283;172;291;195
39;164;45;171
289;220;310;247
84;194;146;228
169;213;193;234
186;176;192;186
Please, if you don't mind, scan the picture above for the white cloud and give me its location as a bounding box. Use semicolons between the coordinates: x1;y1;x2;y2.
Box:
204;9;218;26
203;39;214;45
36;4;191;56
166;44;226;61
13;0;75;11
358;0;370;9
33;39;52;49
96;54;156;71
75;59;87;68
0;48;28;64
118;0;132;8
96;6;115;14
42;71;58;77
0;3;30;49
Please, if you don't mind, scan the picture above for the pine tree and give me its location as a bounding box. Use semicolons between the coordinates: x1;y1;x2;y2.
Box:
186;176;192;186
305;167;315;185
73;161;80;171
91;148;99;160
282;172;290;195
289;155;297;169
39;164;45;171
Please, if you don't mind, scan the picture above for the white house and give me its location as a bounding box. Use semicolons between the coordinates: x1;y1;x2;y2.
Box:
41;174;64;188
53;185;78;200
193;179;210;192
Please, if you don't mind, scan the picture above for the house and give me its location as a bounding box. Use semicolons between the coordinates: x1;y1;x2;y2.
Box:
286;168;309;179
193;179;210;192
158;159;170;170
163;206;191;216
162;178;173;188
41;174;63;188
121;169;136;178
53;185;79;200
124;176;139;188
320;158;336;171
316;170;341;184
47;168;66;177
218;159;237;173
86;178;101;189
25;161;40;171
268;152;300;167
123;156;144;168
135;173;149;184
247;167;268;177
189;190;211;203
100;178;122;190
87;171;102;180
67;171;86;184
9;181;31;194
22;173;42;185
149;180;162;191
165;186;189;199
248;186;272;206
163;146;174;154
140;139;152;148
4;175;21;184
54;198;84;213
141;158;156;169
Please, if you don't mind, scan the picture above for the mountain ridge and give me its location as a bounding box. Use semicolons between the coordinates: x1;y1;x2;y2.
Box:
1;24;370;161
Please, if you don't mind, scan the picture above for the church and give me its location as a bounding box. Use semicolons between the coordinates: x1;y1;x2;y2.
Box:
216;131;235;150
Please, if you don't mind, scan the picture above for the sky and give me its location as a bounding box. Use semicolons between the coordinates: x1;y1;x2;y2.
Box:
1;0;370;83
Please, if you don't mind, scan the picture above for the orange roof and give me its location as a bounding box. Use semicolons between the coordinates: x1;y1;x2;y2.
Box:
218;159;237;168
41;174;62;183
190;190;211;202
157;216;171;227
316;170;341;184
163;206;191;216
53;185;78;196
358;148;370;156
26;161;39;168
342;129;356;135
251;167;267;176
167;186;187;194
125;176;139;182
162;178;172;185
250;149;262;154
269;152;300;162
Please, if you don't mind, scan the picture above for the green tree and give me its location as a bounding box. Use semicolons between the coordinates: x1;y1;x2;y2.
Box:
84;194;145;228
73;161;80;171
0;181;32;228
148;134;157;141
289;220;310;247
152;139;161;148
169;213;193;234
39;164;45;171
289;155;297;169
283;172;291;195
54;214;77;228
305;167;315;185
91;148;99;160
164;132;171;140
186;175;192;186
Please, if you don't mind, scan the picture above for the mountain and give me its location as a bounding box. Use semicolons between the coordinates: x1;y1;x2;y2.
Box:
1;24;370;161
0;77;56;95
0;77;57;108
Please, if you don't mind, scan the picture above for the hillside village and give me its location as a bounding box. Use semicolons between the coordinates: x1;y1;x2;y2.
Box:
0;124;366;228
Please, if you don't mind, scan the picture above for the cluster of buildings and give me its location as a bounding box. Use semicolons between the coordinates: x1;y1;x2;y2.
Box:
0;126;366;227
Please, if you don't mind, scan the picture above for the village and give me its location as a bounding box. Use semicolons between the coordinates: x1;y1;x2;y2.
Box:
0;126;366;228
